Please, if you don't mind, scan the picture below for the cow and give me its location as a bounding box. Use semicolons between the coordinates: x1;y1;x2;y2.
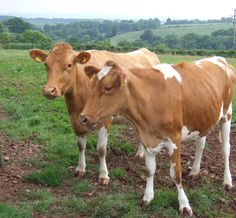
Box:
79;56;236;215
29;42;160;185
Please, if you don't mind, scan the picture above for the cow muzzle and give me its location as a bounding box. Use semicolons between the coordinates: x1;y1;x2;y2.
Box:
43;85;60;99
79;114;98;129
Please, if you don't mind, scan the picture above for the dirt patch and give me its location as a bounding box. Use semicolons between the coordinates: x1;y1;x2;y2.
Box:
0;134;42;203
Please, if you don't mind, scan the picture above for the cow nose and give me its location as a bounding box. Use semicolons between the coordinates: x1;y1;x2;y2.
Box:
43;86;57;96
79;114;88;125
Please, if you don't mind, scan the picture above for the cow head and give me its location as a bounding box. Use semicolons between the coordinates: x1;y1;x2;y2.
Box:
29;42;91;99
79;60;128;129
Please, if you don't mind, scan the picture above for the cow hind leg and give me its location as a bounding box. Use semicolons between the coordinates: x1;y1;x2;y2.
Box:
75;136;87;177
220;111;233;190
189;136;206;176
136;143;145;158
170;147;193;216
97;127;110;185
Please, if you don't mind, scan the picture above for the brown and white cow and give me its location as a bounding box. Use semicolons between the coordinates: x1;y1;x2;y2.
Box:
79;56;236;215
29;42;160;185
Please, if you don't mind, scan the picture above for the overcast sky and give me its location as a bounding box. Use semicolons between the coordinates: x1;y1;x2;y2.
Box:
0;0;235;21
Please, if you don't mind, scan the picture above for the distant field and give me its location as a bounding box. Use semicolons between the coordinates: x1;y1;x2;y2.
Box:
111;23;233;45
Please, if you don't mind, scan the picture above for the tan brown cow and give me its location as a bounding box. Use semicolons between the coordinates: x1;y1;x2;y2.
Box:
29;42;160;185
80;57;236;215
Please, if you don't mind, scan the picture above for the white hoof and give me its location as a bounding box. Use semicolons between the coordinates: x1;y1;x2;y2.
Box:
142;192;154;204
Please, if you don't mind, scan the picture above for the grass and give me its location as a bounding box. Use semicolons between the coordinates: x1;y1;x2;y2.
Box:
0;50;235;217
111;23;233;45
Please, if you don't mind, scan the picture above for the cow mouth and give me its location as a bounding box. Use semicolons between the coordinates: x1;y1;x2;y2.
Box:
43;94;58;100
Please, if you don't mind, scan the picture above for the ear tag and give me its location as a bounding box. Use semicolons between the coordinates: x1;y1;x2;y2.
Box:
82;57;87;64
35;56;43;63
121;79;127;87
90;74;96;82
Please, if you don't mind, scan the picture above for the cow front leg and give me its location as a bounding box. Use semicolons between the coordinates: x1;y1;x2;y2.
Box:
75;136;87;177
142;150;156;204
170;147;192;216
97;127;110;185
189;136;206;176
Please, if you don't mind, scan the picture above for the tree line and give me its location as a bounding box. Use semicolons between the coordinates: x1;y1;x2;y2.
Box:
0;17;235;57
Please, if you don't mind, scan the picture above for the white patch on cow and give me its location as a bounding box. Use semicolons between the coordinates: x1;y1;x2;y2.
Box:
166;139;177;156
154;64;182;82
176;184;192;215
147;138;177;156
195;56;233;77
181;126;200;141
147;142;165;155
170;162;176;180
218;103;224;123
97;127;109;179
127;50;142;55
143;151;156;203
98;65;112;80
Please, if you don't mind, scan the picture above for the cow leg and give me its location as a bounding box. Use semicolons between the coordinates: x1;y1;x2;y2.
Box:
97;127;110;185
189;136;206;176
142;150;156;204
220;114;233;190
136;143;145;158
170;148;192;216
75;136;87;177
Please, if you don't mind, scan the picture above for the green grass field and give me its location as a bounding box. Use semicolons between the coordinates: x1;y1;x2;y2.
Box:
111;23;233;45
0;50;235;217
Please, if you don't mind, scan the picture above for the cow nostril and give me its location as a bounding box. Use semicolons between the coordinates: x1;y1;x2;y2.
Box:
79;115;88;125
50;87;56;93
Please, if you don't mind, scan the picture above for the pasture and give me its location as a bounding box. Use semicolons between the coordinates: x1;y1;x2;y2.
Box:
111;23;233;45
0;50;235;217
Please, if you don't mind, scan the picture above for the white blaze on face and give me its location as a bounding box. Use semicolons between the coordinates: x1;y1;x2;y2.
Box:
98;65;112;80
154;64;182;82
182;126;200;141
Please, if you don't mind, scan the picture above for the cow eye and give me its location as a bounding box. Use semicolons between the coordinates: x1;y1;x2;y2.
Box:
68;64;72;68
104;85;112;93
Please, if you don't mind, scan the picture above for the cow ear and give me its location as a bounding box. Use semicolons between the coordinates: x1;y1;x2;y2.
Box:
77;52;91;64
29;49;48;63
84;66;100;79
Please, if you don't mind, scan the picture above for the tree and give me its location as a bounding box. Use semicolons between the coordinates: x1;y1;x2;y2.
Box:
165;34;180;48
20;30;52;46
140;29;154;43
0;31;15;49
3;17;31;33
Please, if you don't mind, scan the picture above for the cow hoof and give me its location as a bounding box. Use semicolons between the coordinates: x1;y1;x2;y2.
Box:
181;207;193;217
140;200;149;207
142;192;154;205
99;177;110;185
224;184;233;193
74;170;86;177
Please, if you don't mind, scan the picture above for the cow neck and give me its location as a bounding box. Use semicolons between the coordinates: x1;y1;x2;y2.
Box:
123;72;152;135
65;64;91;114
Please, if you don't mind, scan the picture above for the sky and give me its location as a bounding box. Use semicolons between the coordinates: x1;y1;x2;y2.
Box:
0;0;235;21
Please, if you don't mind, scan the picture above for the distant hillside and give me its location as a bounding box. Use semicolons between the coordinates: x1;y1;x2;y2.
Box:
23;18;106;28
111;22;233;45
0;15;104;28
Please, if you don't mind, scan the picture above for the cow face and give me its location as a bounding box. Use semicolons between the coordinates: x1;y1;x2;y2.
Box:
29;43;91;99
80;60;128;129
